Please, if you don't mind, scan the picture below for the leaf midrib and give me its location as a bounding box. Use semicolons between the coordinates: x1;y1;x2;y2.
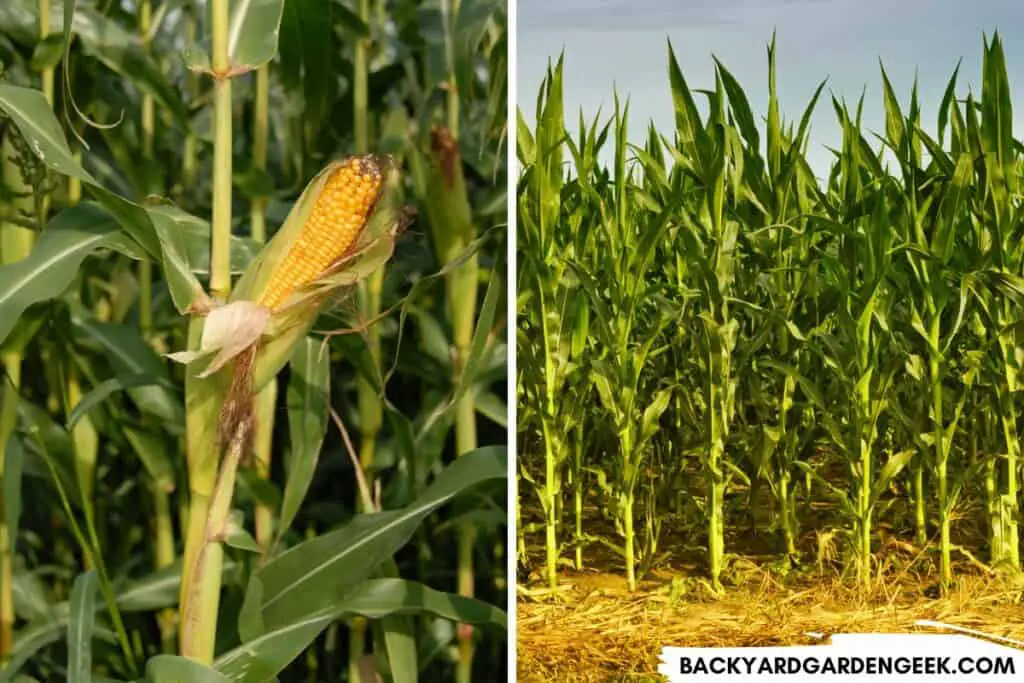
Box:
0;231;111;310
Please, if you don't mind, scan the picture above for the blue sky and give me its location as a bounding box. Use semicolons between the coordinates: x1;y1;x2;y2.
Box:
517;0;1024;179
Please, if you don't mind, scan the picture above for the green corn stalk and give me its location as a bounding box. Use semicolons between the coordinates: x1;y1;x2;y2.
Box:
811;97;913;590
207;0;233;302
250;61;276;553
423;124;480;680
578;97;672;593
975;36;1021;571
251;375;276;550
736;39;824;562
133;0;178;648
571;414;586;570
352;0;380;497
36;0;53;223
992;332;1020;569
516;58;567;590
37;0;53;105
877;62;974;590
517;59;611;589
65;365;98;539
179;0;234;662
350;0;377;674
139;0;155;341
566;217;592;572
664;46;742;591
181;6;198;193
0;130;35;664
0;354;18;665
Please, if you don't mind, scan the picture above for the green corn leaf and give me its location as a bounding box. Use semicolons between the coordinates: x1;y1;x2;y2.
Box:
66;571;99;683
275;336;331;546
240;446;505;637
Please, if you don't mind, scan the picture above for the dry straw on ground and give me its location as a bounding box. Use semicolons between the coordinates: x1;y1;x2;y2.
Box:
517;567;1024;682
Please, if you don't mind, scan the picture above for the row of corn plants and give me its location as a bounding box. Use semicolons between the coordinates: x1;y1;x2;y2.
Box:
0;0;508;680
518;34;1024;596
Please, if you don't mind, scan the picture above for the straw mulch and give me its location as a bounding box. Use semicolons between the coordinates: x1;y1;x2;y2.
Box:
516;570;1024;682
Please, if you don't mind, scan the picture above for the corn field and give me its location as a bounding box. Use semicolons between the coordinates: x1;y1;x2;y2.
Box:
0;0;508;680
517;34;1024;598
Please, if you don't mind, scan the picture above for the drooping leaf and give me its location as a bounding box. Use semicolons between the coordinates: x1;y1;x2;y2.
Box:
241;446;506;637
145;655;230;683
0;204;124;347
217;578;505;680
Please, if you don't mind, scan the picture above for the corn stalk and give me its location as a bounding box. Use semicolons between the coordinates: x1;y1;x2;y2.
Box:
179;0;234;662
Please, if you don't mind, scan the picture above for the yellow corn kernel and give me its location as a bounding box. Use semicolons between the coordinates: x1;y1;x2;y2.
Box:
259;156;385;310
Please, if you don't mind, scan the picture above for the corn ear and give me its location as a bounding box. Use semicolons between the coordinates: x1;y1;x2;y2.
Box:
234;155;392;308
257;155;386;310
423;127;474;266
237;156;406;393
169;157;407;402
249;178;406;393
